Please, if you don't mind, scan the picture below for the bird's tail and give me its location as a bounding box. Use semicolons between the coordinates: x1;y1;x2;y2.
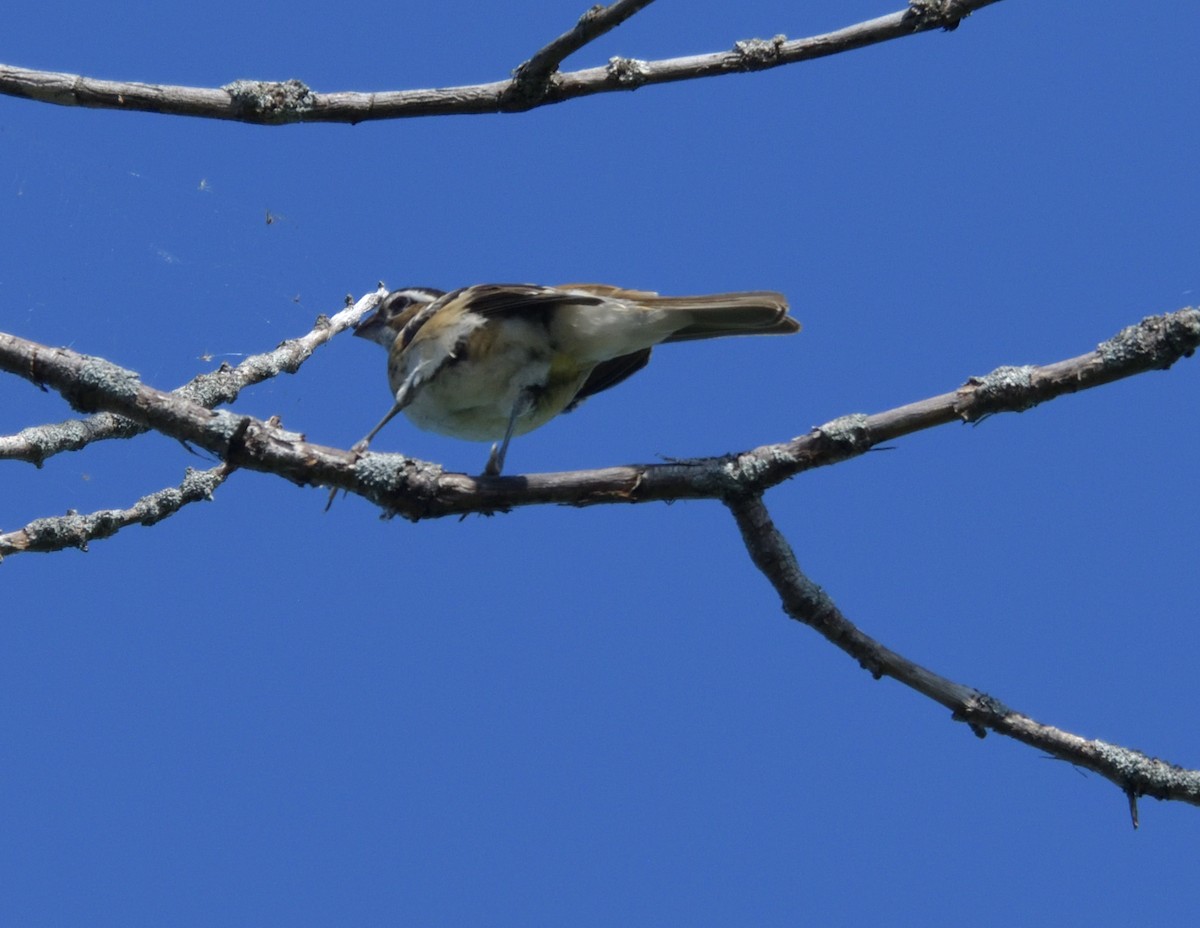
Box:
561;285;798;341
652;291;797;342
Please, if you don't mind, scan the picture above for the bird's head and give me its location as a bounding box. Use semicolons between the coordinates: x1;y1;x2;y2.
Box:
353;287;446;349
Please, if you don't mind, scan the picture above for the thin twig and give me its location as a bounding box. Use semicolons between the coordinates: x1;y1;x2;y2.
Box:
0;1;1003;124
726;492;1200;815
0;305;1196;519
0;463;231;559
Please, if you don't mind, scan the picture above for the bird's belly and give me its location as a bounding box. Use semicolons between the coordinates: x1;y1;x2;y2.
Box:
400;354;586;442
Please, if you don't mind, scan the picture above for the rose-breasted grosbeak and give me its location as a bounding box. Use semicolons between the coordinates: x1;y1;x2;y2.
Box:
351;283;799;474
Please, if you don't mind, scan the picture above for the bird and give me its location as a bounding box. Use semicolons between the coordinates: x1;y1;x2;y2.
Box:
349;282;799;475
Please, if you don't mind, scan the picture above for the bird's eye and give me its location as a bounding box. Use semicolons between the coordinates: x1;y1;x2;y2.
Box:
380;287;445;322
384;287;438;311
386;294;415;312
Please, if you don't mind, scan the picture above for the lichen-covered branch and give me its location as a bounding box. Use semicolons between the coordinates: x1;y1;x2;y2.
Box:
0;464;231;560
0;288;385;466
0;0;1004;125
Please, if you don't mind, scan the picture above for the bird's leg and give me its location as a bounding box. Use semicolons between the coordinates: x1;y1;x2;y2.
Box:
348;365;426;457
351;403;404;455
324;405;401;511
485;407;519;476
326;380;417;511
484;390;534;476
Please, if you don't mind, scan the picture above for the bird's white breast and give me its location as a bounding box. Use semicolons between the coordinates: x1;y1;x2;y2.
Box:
395;316;560;441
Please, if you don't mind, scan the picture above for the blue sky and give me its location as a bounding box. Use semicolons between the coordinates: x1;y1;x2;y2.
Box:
3;2;1199;924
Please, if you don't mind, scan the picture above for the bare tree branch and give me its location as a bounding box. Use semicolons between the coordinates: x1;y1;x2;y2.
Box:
0;463;231;560
0;288;385;466
726;492;1200;817
0;0;1003;125
0;305;1196;520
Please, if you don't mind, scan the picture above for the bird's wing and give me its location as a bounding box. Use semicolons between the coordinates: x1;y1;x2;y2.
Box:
554;283;662;301
567;348;654;408
458;284;606;320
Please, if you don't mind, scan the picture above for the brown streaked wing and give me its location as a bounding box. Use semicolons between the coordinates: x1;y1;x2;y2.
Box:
461;284;605;320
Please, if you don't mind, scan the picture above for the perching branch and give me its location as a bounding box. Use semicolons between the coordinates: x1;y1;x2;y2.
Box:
0;0;1003;125
727;492;1200;821
0;305;1195;521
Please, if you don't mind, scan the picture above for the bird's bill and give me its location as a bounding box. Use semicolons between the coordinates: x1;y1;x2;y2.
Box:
352;310;386;341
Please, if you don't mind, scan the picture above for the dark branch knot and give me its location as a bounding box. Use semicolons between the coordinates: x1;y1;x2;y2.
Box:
223;79;316;120
606;56;650;86
952;691;1011;738
811;413;873;459
906;0;970;32
578;4;607;27
506;65;562;109
1097;309;1200;371
733;35;788;69
964;691;1011;717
